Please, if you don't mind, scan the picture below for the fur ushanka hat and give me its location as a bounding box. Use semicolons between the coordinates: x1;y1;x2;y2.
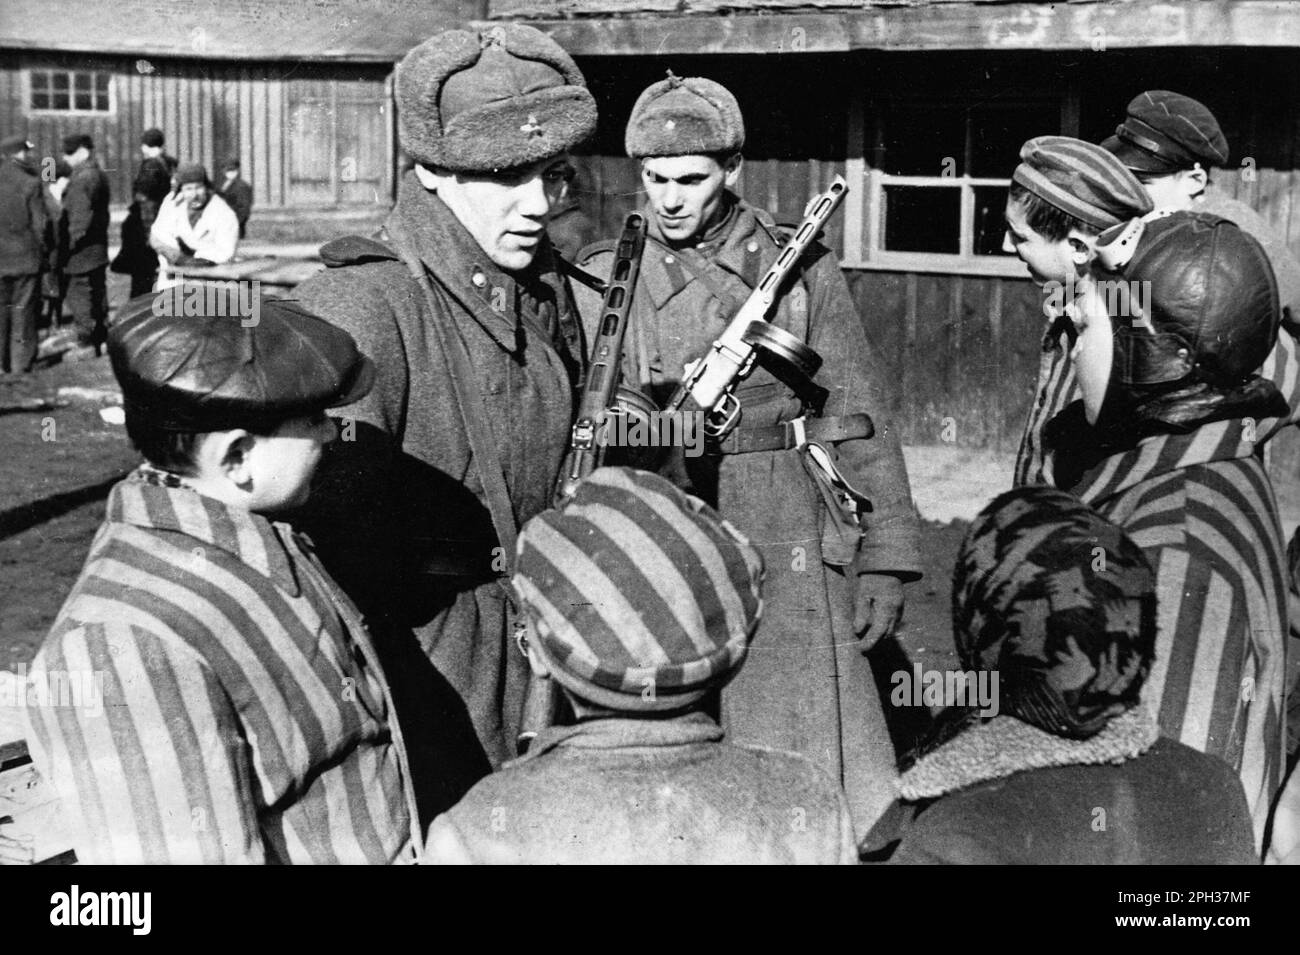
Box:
396;25;597;174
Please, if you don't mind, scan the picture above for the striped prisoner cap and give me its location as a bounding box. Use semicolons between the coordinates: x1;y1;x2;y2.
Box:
1013;136;1152;231
513;467;765;712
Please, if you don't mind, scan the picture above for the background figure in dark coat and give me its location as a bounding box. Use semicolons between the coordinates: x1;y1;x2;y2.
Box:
863;487;1259;865
217;158;253;239
60;134;109;351
0;134;49;373
112;128;176;298
40;160;71;331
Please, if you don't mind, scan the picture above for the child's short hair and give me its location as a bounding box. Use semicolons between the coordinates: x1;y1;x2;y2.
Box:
1008;181;1096;243
124;413;293;477
124;414;206;476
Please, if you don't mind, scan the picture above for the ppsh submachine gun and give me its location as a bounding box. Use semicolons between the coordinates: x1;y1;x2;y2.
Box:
663;174;875;563
517;212;649;754
662;175;848;435
554;212;651;505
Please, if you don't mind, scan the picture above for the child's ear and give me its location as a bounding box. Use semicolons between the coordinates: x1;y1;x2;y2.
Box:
1183;165;1208;197
1067;229;1099;266
212;430;256;485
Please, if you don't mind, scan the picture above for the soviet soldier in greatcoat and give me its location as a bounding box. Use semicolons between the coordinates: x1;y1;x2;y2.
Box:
292;25;594;812
572;74;923;835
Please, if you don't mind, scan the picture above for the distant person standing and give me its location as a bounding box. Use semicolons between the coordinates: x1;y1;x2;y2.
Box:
217;158;253;239
112;128;177;297
0;134;49;373
150;163;240;288
61;133;110;354
40;160;71;331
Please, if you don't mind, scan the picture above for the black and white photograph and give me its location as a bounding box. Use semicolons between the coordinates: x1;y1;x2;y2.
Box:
0;0;1296;893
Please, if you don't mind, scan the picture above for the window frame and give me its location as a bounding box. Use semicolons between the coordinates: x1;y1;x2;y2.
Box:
26;68;115;117
842;86;1077;278
863;170;1026;277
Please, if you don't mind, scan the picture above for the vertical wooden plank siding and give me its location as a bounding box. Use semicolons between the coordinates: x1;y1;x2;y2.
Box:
844;80;866;264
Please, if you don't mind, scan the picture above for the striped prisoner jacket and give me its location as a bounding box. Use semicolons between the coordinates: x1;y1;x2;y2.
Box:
1018;306;1298;851
23;467;421;863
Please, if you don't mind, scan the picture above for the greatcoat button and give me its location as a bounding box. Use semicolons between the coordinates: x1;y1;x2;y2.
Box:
472;271;487;288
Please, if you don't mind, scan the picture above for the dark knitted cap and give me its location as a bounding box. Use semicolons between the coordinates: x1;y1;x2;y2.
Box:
396;25;596;173
1102;90;1229;174
514;467;765;713
625;72;745;159
61;133;93;155
952;487;1156;740
175;163;209;186
1013;136;1152;231
109;289;375;433
141;128;165;148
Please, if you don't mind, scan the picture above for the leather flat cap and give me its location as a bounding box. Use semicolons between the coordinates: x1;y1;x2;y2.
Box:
109;288;375;432
1101;90;1229;174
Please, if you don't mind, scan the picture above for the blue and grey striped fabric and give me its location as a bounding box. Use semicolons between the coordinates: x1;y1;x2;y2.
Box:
1013;136;1153;230
23;467;420;863
1088;454;1287;851
1015;315;1300;490
513;467;764;711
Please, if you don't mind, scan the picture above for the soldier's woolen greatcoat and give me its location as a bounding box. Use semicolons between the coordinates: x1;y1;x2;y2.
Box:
575;196;922;832
293;173;584;774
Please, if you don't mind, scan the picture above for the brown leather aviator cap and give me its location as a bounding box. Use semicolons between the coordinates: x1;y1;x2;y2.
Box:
109;288;375;432
1104;211;1278;389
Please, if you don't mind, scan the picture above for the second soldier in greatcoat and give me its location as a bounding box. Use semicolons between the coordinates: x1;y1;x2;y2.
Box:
573;74;922;835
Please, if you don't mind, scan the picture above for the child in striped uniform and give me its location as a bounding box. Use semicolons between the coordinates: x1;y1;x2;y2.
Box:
422;467;858;864
1001;136;1154;488
22;289;423;863
1045;210;1289;857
